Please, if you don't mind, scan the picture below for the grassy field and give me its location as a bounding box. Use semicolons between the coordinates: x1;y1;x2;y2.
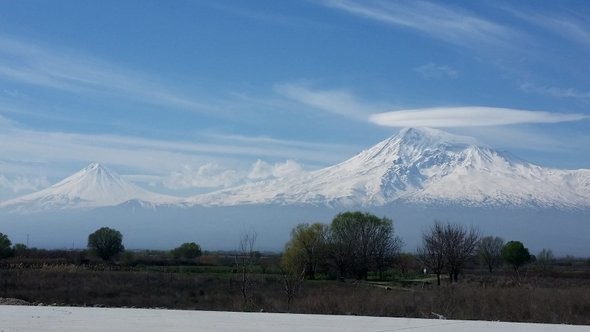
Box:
1;251;589;325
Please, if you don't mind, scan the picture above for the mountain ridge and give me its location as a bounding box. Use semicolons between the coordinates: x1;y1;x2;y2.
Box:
2;128;590;212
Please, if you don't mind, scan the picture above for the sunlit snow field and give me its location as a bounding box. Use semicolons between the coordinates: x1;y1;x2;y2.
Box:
1;305;588;332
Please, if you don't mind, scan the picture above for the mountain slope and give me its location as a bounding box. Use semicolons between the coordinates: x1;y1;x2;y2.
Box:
0;163;180;212
185;128;590;208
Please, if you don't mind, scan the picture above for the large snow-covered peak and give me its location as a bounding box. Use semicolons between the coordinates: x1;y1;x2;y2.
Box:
0;163;179;212
352;127;479;165
397;127;478;148
186;128;590;209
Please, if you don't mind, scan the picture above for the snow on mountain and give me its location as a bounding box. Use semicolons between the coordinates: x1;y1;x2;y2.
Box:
0;163;180;212
185;128;590;209
3;128;590;212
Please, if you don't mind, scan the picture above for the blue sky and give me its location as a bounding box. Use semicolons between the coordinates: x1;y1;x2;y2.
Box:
1;0;590;200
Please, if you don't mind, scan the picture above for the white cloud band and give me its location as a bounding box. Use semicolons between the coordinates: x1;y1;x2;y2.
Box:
369;106;589;128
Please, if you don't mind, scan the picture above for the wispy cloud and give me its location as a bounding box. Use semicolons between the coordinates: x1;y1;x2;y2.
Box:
198;1;337;30
0;174;49;193
323;0;522;50
538;16;590;49
0;35;218;114
414;63;457;79
274;82;386;120
162;159;306;190
369;106;589;128
164;163;242;190
454;126;575;153
520;82;590;99
247;159;305;181
499;7;590;51
0;115;354;178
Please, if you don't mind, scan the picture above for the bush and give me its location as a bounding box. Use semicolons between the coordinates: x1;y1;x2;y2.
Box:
171;242;202;260
12;243;28;257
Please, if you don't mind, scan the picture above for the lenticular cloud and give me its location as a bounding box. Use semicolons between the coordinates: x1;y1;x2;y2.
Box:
369;106;588;128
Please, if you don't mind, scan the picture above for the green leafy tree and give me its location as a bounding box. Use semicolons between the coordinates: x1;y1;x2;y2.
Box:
282;223;328;280
87;227;125;261
501;241;531;275
0;233;12;258
171;242;202;260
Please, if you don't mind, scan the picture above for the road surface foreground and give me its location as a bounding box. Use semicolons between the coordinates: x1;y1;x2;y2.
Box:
0;305;588;332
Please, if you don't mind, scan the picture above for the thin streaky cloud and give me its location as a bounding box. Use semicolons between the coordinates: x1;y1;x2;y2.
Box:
0;35;218;114
274;82;385;121
369;106;589;128
520;82;590;100
541;16;590;49
198;1;338;31
204;132;357;152
455;126;576;153
323;0;523;50
0;118;354;175
414;63;457;79
498;6;590;50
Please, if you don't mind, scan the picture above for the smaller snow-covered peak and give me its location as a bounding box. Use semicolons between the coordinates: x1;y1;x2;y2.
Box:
84;162;102;171
0;163;180;212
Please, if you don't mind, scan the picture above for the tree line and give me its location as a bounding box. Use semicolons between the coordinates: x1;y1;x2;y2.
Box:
0;210;538;285
281;211;402;281
281;212;535;284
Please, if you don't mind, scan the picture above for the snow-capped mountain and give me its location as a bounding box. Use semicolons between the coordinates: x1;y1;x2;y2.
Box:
185;128;590;208
2;128;590;212
0;163;180;212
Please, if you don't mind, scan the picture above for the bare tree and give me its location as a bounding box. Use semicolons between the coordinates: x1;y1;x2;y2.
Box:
419;221;480;284
235;230;257;310
280;265;305;311
477;236;504;273
442;223;479;283
537;248;554;274
418;222;446;286
328;212;401;280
